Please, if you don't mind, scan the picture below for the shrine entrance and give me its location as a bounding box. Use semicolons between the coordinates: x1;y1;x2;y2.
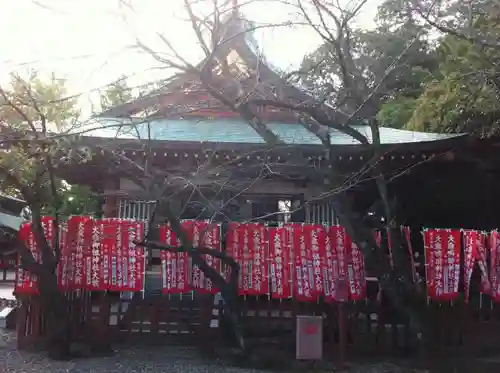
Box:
112;292;216;344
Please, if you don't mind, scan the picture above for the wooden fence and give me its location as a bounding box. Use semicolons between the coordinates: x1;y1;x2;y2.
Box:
12;289;500;365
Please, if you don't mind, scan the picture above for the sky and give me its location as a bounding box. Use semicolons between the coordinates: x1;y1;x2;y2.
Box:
0;0;383;106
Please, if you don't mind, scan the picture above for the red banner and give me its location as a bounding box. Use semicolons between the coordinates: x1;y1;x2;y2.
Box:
374;230;381;247
188;221;202;290
66;217;78;291
374;229;394;267
87;219;104;291
489;231;500;301
15;223;36;294
424;229;461;301
225;223;268;296
191;221;222;294
464;230;479;303
402;227;417;283
239;224;253;295
230;223;267;296
304;224;326;298
86;219;145;292
15;216;55;294
58;216;89;291
248;223;268;295
477;233;490;295
57;220;70;291
102;219;117;291
160;223;190;293
42;216;55;249
346;234;366;300
292;224;315;301
120;220;145;292
74;217;92;290
324;226;349;302
225;223;242;286
160;223;176;293
268;226;292;299
115;220;124;291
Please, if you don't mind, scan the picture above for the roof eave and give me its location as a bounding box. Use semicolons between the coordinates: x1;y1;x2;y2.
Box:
80;131;468;154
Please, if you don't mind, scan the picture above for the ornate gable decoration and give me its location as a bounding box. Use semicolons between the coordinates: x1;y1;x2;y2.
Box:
97;10;302;123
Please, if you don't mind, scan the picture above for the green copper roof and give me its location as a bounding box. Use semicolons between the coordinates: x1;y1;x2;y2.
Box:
88;118;462;146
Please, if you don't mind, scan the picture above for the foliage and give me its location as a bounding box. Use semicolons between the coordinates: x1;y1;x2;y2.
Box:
99;75;134;112
0;72;73;178
299;0;437;120
0;73;139;217
404;10;500;135
42;184;97;218
0;70;79;132
376;96;418;129
0;69;139;359
374;0;500;135
300;0;500;136
0;72;83;211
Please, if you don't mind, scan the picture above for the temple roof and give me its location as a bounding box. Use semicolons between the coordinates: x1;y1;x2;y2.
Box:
96;10;321;121
0;193;27;231
88;117;464;146
91;8;464;151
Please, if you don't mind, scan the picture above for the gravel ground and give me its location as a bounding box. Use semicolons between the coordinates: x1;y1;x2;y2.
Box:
0;330;432;373
0;330;266;373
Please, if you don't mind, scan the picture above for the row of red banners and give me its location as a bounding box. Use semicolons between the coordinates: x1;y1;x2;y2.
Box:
425;229;496;303
159;222;368;301
11;217;500;303
15;217;145;294
139;225;500;303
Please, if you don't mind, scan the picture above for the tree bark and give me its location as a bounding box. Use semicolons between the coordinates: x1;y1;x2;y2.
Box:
37;268;72;360
16;222;73;359
331;184;425;350
136;238;246;352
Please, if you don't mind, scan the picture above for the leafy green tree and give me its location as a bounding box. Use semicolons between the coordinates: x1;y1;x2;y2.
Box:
0;71;98;217
377;0;500;135
376;96;419;129
403;6;500;136
0;70;89;358
299;0;437;121
99;75;134;112
42;183;97;218
0;70;79;131
0;69;139;359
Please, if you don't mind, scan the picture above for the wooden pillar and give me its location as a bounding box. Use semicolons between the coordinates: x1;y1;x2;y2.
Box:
91;293;111;352
102;177;120;218
150;298;160;335
102;197;118;218
30;300;41;343
338;303;346;369
303;190;312;223
16;301;28;350
337;279;349;368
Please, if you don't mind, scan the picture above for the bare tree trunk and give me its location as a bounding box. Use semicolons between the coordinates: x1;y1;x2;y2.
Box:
16;218;73;359
139;237;246;352
189;249;245;352
331;182;425;350
37;268;72;360
146;198;248;352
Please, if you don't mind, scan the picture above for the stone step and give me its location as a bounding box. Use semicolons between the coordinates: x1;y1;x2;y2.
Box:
0;306;15;328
